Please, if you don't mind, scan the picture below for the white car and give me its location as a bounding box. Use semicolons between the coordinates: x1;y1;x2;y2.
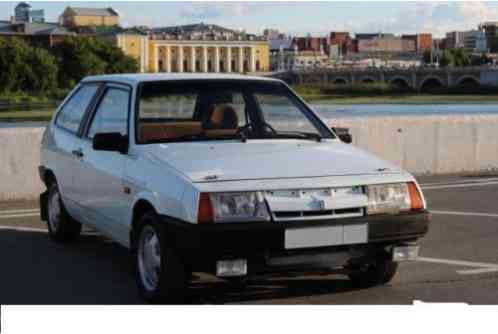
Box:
39;73;429;303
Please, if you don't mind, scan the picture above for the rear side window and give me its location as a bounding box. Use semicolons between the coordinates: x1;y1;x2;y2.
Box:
56;84;99;134
87;88;130;138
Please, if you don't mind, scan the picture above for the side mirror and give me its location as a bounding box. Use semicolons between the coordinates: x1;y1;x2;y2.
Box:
331;127;353;144
93;132;129;154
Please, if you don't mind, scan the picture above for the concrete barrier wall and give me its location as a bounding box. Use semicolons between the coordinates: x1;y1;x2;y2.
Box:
1;114;498;201
330;114;498;175
0;126;45;201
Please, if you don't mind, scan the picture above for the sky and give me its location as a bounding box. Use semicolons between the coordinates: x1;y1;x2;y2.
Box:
1;1;498;38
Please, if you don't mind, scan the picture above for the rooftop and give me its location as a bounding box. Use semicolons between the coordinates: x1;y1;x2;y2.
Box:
0;21;75;35
152;23;235;35
65;7;119;17
81;73;280;85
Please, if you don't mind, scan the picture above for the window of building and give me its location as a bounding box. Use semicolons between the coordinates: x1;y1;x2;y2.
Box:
55;84;99;134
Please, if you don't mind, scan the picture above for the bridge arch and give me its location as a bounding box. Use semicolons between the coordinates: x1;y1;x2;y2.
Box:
359;76;377;84
456;75;480;88
389;76;411;89
331;77;348;85
419;76;445;92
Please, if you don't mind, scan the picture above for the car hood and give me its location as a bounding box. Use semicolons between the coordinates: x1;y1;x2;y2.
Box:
144;139;404;183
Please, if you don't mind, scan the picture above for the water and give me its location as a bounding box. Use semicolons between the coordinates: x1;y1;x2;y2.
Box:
311;102;498;119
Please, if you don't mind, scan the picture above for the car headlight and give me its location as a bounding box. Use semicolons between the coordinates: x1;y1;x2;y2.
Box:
366;182;424;215
198;192;270;223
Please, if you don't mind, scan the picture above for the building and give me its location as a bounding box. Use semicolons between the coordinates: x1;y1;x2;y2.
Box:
111;23;270;73
357;35;415;53
0;20;75;47
269;37;296;71
294;35;329;54
445;30;487;53
14;2;44;23
329;32;353;59
402;33;432;52
479;22;498;53
60;7;119;28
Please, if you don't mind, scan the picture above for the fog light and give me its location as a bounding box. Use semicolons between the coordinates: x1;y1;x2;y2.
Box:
392;245;419;261
216;259;247;277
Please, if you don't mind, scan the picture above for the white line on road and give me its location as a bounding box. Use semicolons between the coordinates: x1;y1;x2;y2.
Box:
421;181;498;190
0;212;40;219
416;257;498;276
431;210;498;218
0;225;47;233
457;268;498;275
0;208;40;214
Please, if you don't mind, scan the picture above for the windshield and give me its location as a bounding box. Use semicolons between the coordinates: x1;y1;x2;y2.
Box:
136;80;333;144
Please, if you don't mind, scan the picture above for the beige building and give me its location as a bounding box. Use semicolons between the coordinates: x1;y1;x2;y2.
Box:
60;7;119;28
114;23;270;74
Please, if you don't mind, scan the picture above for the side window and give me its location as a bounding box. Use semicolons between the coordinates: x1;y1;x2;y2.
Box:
56;84;99;134
88;88;130;139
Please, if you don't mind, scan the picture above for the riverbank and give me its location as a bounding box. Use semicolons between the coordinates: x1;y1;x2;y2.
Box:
299;94;498;104
292;83;498;104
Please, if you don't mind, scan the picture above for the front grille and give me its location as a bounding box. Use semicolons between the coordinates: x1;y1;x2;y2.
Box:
273;207;364;221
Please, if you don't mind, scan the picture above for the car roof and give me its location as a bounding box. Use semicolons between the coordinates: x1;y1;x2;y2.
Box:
81;73;282;86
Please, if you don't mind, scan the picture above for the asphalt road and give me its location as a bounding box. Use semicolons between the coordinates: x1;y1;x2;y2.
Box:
1;175;498;305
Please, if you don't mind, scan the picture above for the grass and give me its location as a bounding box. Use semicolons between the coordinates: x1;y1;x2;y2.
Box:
0;110;53;122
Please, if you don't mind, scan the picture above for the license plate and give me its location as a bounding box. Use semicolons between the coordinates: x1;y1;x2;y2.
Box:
285;224;368;250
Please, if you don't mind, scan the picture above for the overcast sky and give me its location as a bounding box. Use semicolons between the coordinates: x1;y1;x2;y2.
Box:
1;1;497;37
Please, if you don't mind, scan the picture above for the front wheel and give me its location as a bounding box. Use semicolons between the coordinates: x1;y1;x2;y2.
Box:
135;212;188;303
348;255;398;288
46;181;81;243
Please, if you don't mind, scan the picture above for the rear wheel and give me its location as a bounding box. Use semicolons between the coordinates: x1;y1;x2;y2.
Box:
46;181;81;243
135;212;188;303
348;254;398;288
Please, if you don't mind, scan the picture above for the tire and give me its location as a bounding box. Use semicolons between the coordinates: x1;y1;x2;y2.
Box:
46;180;81;243
135;212;188;303
348;255;398;288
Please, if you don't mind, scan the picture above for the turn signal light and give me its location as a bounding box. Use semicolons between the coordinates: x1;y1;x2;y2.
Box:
198;193;214;224
408;182;424;211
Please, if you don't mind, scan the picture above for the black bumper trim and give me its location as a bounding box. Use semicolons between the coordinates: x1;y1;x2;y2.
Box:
160;211;429;274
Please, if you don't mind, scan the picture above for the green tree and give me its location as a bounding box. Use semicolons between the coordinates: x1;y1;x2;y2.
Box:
422;49;432;65
24;47;58;92
451;48;471;67
0;37;58;93
53;36;138;87
438;50;452;68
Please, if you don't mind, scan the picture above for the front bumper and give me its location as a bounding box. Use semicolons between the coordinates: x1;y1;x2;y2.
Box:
161;211;430;275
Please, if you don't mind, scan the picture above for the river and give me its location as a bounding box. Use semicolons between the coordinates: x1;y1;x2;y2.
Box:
311;102;498;119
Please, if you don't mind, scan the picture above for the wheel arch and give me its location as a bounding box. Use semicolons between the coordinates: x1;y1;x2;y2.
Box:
130;198;158;249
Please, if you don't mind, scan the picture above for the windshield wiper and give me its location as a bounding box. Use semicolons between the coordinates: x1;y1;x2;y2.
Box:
264;131;322;142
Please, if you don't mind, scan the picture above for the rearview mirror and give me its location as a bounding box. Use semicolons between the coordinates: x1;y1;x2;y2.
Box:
93;132;129;154
331;127;352;144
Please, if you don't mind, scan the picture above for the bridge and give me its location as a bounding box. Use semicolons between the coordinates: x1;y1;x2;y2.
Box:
270;67;498;91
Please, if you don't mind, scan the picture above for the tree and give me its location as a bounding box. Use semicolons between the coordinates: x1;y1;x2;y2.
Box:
0;37;58;93
53;36;138;87
451;48;470;67
24;47;58;92
438;50;452;68
422;49;432;65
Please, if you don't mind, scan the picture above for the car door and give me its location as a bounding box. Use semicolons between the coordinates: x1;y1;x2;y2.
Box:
51;83;101;216
73;83;132;244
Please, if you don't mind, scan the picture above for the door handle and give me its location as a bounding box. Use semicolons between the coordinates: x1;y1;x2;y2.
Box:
71;149;84;158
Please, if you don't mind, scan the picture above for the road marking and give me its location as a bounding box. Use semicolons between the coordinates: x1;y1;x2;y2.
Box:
416;256;498;275
0;212;40;219
421;180;498;190
457;268;498;275
431;210;498;218
0;208;40;219
0;225;47;233
420;178;498;187
0;208;40;214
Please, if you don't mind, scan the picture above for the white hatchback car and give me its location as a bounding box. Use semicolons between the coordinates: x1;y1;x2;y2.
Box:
39;73;429;303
